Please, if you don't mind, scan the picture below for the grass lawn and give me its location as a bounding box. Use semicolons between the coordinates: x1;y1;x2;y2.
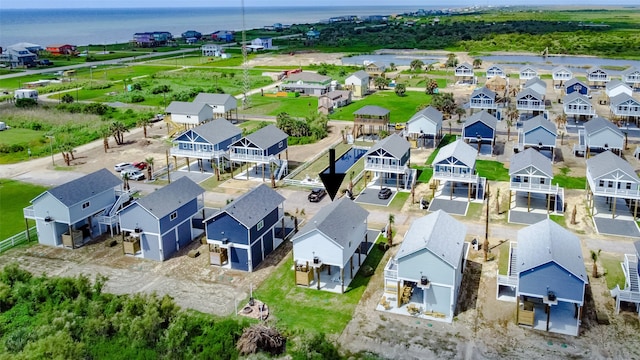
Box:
601;253;626;290
553;176;586;190
0;179;48;239
425;134;456;165
497;240;511;275
240;94;318;118
475;160;509;181
549;214;567;227
413;166;433;183
466;202;484;220
329;91;432;123
388;191;410;212
253;235;387;334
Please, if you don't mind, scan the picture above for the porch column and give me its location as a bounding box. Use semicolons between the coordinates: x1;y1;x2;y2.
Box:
508;191;512;211
25;218;31;243
186;157;190;172
528;192;531;212
516;296;520;325
246;162;249;180
547;194;551;213
68;224;74;249
262;164;265;182
546;305;551;332
396;173;400;190
612;197;617;219
450;181;453;200
634;199;638;220
350;255;353;279
468;182;471;201
341;267;345;293
316;267;321;290
173;156;177;170
358;248;362;266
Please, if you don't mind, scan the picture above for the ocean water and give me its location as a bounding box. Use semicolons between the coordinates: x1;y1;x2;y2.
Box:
0;6;423;47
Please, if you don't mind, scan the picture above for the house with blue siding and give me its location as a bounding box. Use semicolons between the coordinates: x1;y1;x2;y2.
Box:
204;184;285;272
564;78;589;96
23;168;128;248
364;133;413;190
563;92;595;120
381;210;467;323
292;197;370;293
406;106;443;148
469;87;497;114
574;117;624;157
511;219;588;336
509;148;564;216
462;110;497;154
229;124;289;181
170;119;242;173
118;177;205;261
516;114;557;158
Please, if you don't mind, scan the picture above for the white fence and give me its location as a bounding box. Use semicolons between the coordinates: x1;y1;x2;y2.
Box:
0;227;37;253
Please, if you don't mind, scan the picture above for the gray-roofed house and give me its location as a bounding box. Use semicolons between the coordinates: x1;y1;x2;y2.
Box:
353;105;390;138
229;124;289;181
611;240;640;318
462;110;498;154
587;66;611;87
609;93;640;123
291;197;370;293
118;177;205;261
204;184;286;272
563;92;595;120
519;65;538;83
317;90;352;114
280;72;332;96
455;62;475;84
170;119;242;173
381;210;467;322
524;77;547;97
432;139;485;202
486;65;506;79
193;93;238;120
469;87;497;114
516;88;545;117
552;66;573;87
23;168;128;248
605;80;633;100
345;70;370;98
564;78;589;96
364;133;413;190
406;106;443;148
586;150;640;220
516;114;557;158
509;148;564;214
574;117;624;157
508;219;588;336
165;101;214;126
365;62;386;77
622;66;640;90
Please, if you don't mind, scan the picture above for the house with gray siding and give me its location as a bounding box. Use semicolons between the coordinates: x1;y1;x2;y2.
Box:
118;177;205;261
432;139;485;202
381;210;467;323
586;151;640;220
605;80;632;100
229;125;289;181
193;93;238;120
516;114;557;158
280;72;332;96
610;94;640;122
485;65;506;79
622;67;640;90
166;101;214;126
516;88;545;117
509;148;564;215
462;110;498;154
204;184;285;272
574;117;624;156
563;92;595;120
524;77;547;97
611;240;640;318
587;66;611;87
519;65;538;83
364;133;413;190
406;106;443;148
508;219;588;336
469;87;497;114
552;66;573;87
454;62;474;84
23;168;127;248
291;197;370;293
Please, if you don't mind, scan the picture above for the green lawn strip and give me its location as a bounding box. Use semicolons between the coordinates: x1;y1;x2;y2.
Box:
497;241;511;276
253;235;386;334
549;214;567;228
329;91;432;123
475;160;509;182
387;192;410;212
413;166;433;183
465;202;484;220
552;175;586;190
240;94;318;117
0;179;48;239
600;254;626;290
425;134;457;165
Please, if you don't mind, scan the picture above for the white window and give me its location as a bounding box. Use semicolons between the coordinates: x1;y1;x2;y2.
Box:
278;141;284;148
170;211;177;221
257;220;264;231
82;201;90;209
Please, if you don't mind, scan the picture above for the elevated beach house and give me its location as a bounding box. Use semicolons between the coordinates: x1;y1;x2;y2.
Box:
454;62;474;84
280;72;332;96
587;66;611;87
610;94;640;123
622;66;640;90
469;87;497;115
345;70;370;98
317;90;352;114
406;106;443;148
516;114;557;158
574;117;624;157
610;240;640;318
462;110;498;155
364;62;385;78
118;177;205;261
485;65;506;79
509;148;564;214
291;197;370;293
364;133;413;190
165;101;213;127
204;184;285;272
516;88;545;118
193;93;238;120
432;139;485;202
552;66;573;87
352;105;390;139
382;210;467;323
524;77;547;98
563;92;596;120
229;125;289;181
564;78;589;97
605;80;633;101
519;65;538;83
23;168;128;248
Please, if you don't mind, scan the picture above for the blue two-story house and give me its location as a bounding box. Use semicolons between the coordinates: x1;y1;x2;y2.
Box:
118;177;205;261
229;125;289;181
564;78;589;96
462;110;498;154
204;184;285;272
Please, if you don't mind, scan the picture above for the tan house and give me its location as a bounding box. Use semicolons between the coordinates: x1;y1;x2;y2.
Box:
345;70;370;98
318;90;352;114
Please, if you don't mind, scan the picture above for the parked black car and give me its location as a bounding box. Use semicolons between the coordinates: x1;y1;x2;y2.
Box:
378;187;392;200
308;188;327;202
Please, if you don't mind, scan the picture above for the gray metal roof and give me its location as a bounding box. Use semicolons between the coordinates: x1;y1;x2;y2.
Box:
471;87;496;99
293;197;369;248
552;66;572;75
366;133;410;159
622;67;639;77
516;88;543;101
524;77;547;92
588;66;605;74
433;139;477;169
193;93;237;107
214;184;285;228
457;62;473;70
244;125;288;150
517;219;587;284
286;72;331;83
188;119;242;145
487;65;505;73
323;90;351;101
605;80;631;92
610;93;640;107
522;114;557;135
519;65;537;73
565;78;588;89
348;70;369;80
583;116;623;138
509;148;553;178
586;150;639;183
42;168;121;207
134;177;205;219
408;106;443;126
464;110;497;131
396;210;466;269
354;105;390;117
166;101;210;115
563;92;590;106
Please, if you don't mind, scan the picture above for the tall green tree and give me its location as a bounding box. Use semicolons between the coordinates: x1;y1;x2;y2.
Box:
394;83;406;97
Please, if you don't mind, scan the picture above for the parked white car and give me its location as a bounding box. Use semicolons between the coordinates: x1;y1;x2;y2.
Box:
121;169;145;181
114;162;132;172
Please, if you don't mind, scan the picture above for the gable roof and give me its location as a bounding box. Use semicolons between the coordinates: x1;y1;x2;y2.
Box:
166;101;210;115
605;79;631;92
586;150;639;182
510;148;553;178
583;117;623;138
622;66;640;77
133;177;204;219
213;184;285;228
471;87;496;99
367;133;410;159
522;114;557;135
565;78;588;90
354;105;390;117
293;197;369;248
610;93;640;107
37;168;121;207
464;111;498;131
563;92;591;105
517;219;587;284
396;210;466;268
243;125;288;149
587;66;606;74
517;87;543;100
408;106;443;126
286;72;331;83
456;62;473;70
552;66;572;75
176;119;241;145
486;65;505;73
433;139;477;168
347;70;369;80
193;93;236;107
524;77;547;93
519;65;537;73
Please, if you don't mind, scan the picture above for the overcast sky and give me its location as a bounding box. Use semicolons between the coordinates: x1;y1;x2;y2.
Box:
3;0;639;9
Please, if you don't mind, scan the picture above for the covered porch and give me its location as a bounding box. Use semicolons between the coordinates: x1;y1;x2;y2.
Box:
516;295;582;336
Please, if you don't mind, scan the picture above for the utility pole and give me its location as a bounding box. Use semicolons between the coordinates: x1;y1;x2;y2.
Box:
241;0;251;109
484;183;490;262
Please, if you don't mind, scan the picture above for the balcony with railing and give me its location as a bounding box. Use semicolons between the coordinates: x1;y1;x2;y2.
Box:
588;74;610;82
588;177;640;198
617;254;640;303
510;179;560;194
384;258;398;281
564;105;595;117
23;206;35;219
170;146;226;160
612;106;640;117
517;101;545;111
470;99;497;110
433;168;478;183
455;69;474;76
229;151;270;163
365;160;407;173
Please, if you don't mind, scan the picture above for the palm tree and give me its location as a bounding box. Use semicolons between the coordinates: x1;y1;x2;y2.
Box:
374;76;388;90
100;126;111;153
425;63;434;72
394;83;406;97
506;118;513;141
122;172;130;191
455;107;466;122
137;117;152;138
425;78;438;95
145;157;154;180
554;113;567;130
590;249;601;278
110;121;128;145
472;58;483;69
386;213;395;247
389;62;396;71
410;59;424;72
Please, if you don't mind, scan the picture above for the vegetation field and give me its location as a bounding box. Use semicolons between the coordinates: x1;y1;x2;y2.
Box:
329;91;432;122
240;94;319;118
601;253;626;290
475;160;510;181
0;180;47;239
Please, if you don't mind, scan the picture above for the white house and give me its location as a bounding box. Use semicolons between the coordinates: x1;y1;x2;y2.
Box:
165;101;214;126
406;106;443;148
345;70;370;98
193;93;238;119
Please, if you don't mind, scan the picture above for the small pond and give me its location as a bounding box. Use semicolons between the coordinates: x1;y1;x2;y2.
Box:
322;147;367;174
